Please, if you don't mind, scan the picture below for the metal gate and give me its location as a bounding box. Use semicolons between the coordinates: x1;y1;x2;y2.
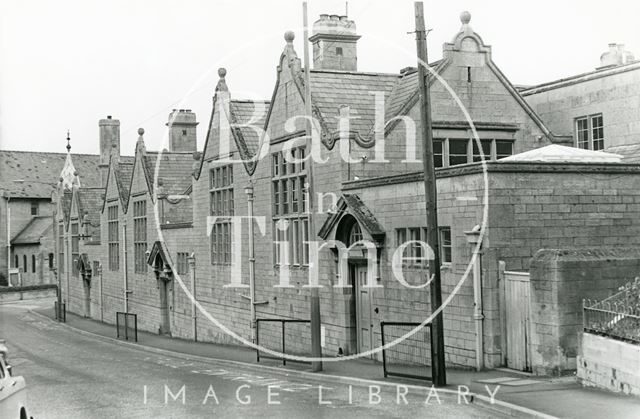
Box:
504;270;531;371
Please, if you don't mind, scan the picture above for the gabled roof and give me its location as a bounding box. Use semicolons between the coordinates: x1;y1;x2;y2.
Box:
309;69;399;142
142;151;194;197
12;216;52;245
114;161;134;207
501;144;623;163
76;187;104;227
0;150;101;198
318;194;385;242
230;99;270;155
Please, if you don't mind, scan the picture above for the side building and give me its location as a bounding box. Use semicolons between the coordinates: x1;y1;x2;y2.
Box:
521;43;640;154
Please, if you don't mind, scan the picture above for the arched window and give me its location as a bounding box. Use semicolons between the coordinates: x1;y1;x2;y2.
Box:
14;255;18;269
23;255;27;273
347;223;363;247
32;255;36;273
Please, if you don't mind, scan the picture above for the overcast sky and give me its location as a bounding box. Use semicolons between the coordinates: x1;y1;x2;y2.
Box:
1;0;639;155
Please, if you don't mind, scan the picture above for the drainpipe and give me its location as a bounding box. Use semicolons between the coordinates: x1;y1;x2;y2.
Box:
97;263;104;322
123;219;129;313
244;184;256;343
464;225;484;371
5;193;11;283
188;254;197;341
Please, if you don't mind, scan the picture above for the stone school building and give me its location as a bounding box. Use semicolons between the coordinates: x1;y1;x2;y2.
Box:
54;12;640;374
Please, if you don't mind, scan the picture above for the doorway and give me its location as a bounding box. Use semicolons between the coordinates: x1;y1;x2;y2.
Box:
354;264;374;356
504;270;532;371
158;279;171;336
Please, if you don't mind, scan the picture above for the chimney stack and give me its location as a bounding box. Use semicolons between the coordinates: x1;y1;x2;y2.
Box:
598;43;635;69
309;14;360;71
99;116;120;187
166;109;198;153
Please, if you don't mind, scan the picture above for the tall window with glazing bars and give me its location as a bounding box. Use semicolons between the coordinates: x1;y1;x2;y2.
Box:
107;205;119;271
209;165;233;265
71;221;79;276
272;147;309;266
133;200;147;273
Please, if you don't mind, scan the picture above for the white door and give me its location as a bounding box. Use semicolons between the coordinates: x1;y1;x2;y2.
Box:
505;270;532;371
355;266;374;357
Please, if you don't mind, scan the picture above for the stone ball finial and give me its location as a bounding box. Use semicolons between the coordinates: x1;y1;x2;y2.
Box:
460;11;471;25
138;128;145;136
218;67;227;79
284;30;295;43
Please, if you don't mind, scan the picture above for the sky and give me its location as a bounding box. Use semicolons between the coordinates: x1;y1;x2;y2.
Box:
1;0;639;155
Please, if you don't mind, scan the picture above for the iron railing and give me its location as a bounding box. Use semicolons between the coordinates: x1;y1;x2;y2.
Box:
381;321;432;381
583;294;640;344
256;319;311;365
116;312;138;342
54;301;66;322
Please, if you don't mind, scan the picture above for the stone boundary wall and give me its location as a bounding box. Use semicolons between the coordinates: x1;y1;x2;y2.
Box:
0;285;57;303
529;248;640;375
578;332;640;397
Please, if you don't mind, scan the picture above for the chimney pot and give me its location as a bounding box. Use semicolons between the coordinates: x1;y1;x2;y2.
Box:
107;115;112;119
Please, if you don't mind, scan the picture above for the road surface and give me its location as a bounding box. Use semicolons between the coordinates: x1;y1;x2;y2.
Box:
0;300;504;418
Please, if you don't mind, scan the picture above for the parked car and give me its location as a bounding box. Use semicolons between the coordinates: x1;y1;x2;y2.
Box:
0;340;29;419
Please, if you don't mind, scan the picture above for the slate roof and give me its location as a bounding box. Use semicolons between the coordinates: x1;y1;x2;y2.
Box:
142;152;194;196
605;144;640;163
0;150;101;198
230;100;270;155
113;161;134;206
76;187;104;227
309;70;399;139
11;216;53;245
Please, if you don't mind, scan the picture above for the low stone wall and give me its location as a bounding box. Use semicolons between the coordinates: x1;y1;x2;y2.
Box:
0;285;58;303
529;248;640;375
578;332;640;396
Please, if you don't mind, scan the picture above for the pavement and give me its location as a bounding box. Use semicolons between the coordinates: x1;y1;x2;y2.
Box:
4;297;640;418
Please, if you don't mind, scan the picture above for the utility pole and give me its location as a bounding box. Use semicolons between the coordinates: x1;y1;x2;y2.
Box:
415;1;446;387
303;1;323;372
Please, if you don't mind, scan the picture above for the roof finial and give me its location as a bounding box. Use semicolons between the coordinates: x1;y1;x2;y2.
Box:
66;130;71;152
284;30;295;44
460;11;471;26
215;68;229;93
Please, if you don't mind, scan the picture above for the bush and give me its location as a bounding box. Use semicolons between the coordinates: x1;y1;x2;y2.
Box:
0;272;7;287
